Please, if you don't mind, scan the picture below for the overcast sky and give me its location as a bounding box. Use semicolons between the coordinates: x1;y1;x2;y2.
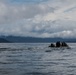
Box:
0;0;76;38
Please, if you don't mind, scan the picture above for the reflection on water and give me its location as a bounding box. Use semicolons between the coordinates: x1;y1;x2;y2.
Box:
0;43;76;75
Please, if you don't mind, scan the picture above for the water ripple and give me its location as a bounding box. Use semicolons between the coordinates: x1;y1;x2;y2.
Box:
0;43;75;75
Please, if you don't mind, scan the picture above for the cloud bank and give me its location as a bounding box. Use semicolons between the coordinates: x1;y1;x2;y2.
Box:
0;0;76;38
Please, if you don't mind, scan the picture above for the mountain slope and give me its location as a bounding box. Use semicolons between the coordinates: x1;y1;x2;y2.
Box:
1;36;76;43
0;38;10;43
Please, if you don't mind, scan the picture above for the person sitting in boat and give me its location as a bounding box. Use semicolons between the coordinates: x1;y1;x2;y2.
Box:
56;41;61;47
49;41;69;48
49;43;55;47
61;42;68;47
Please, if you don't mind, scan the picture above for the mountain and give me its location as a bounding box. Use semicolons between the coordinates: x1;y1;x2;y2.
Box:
0;36;76;43
0;38;10;43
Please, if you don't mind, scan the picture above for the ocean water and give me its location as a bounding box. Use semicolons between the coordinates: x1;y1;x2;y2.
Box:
0;43;76;75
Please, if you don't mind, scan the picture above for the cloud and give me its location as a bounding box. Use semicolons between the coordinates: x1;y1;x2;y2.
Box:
0;0;76;38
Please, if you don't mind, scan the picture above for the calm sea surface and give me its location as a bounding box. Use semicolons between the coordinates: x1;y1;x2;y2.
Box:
0;43;76;75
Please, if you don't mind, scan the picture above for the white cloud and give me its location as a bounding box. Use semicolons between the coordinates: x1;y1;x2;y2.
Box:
0;0;76;38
